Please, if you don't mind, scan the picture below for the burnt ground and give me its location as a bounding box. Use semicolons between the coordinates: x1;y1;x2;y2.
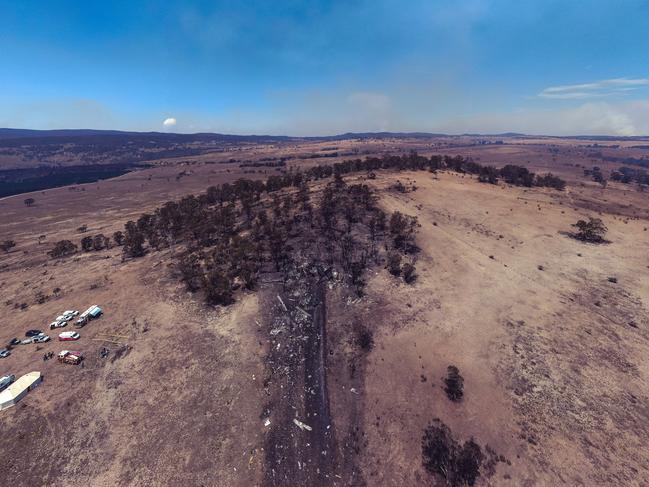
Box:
260;265;338;486
259;262;373;487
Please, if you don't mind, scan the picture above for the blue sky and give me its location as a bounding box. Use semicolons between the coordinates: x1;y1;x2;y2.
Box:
1;0;649;135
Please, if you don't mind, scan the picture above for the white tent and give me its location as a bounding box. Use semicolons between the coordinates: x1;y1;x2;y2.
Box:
0;372;42;411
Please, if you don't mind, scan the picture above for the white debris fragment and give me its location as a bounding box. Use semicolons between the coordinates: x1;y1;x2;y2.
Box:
264;419;271;427
293;418;313;431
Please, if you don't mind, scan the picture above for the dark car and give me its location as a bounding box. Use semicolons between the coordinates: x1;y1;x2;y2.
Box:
25;329;43;337
8;338;21;346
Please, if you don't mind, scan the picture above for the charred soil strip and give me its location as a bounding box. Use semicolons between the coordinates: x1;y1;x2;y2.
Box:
262;268;337;486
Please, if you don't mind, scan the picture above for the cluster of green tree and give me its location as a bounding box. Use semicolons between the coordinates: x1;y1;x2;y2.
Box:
422;419;484;487
610;166;649;188
239;160;286;168
307;153;565;190
474;162;565;189
120;172;418;305
584;167;606;185
48;240;77;258
80;233;111;251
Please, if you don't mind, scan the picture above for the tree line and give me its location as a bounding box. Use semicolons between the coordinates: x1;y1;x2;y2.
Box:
44;152;566;299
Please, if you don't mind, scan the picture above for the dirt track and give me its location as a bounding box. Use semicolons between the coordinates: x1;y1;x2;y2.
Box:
262;269;338;486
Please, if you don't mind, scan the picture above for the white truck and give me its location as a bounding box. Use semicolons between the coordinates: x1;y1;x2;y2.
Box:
76;305;102;327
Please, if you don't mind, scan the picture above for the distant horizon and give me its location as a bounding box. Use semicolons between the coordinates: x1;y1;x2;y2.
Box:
2;126;649;140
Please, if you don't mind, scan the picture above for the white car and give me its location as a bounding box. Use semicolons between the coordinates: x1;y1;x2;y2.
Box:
22;333;50;344
63;310;79;318
0;348;10;358
33;334;50;343
49;320;67;329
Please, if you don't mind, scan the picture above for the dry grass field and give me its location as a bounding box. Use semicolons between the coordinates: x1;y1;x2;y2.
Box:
1;135;648;486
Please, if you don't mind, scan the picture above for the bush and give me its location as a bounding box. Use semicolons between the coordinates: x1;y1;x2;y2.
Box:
402;262;417;283
387;252;402;276
203;270;233;306
355;325;374;352
81;236;94;251
0;240;16;252
92;234;109;251
112;231;125;246
571;217;607;243
444;365;464;402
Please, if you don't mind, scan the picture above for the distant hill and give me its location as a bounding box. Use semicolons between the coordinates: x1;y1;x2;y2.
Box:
2;127;648;146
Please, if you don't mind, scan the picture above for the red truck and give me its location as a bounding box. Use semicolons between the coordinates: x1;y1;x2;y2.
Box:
58;350;83;365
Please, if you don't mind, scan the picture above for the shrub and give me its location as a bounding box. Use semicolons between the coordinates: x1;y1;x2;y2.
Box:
355;325;374;352
402;262;417;283
203;270;233;306
387;252;402;276
0;240;16;252
92;234;109;251
112;231;125;246
444;365;464;402
81;236;94;252
24;197;35;207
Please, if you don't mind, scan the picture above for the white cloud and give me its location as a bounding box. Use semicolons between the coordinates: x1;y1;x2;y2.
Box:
163;117;177;127
538;78;649;99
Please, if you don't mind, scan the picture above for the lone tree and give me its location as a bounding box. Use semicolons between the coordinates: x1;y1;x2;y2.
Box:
1;240;16;252
572;217;608;243
24;197;35;207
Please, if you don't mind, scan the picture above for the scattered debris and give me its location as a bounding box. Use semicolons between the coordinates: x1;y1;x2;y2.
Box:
293;418;313;431
277;295;288;312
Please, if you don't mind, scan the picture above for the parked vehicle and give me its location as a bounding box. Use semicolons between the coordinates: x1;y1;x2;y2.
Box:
0;375;15;392
63;310;79;318
21;337;35;345
0;348;10;358
49;320;67;330
58;331;80;341
33;334;50;343
76;305;103;327
25;329;43;337
58;350;83;365
8;338;21;346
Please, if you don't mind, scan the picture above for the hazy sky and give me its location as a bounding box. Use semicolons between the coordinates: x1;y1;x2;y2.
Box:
2;0;649;135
